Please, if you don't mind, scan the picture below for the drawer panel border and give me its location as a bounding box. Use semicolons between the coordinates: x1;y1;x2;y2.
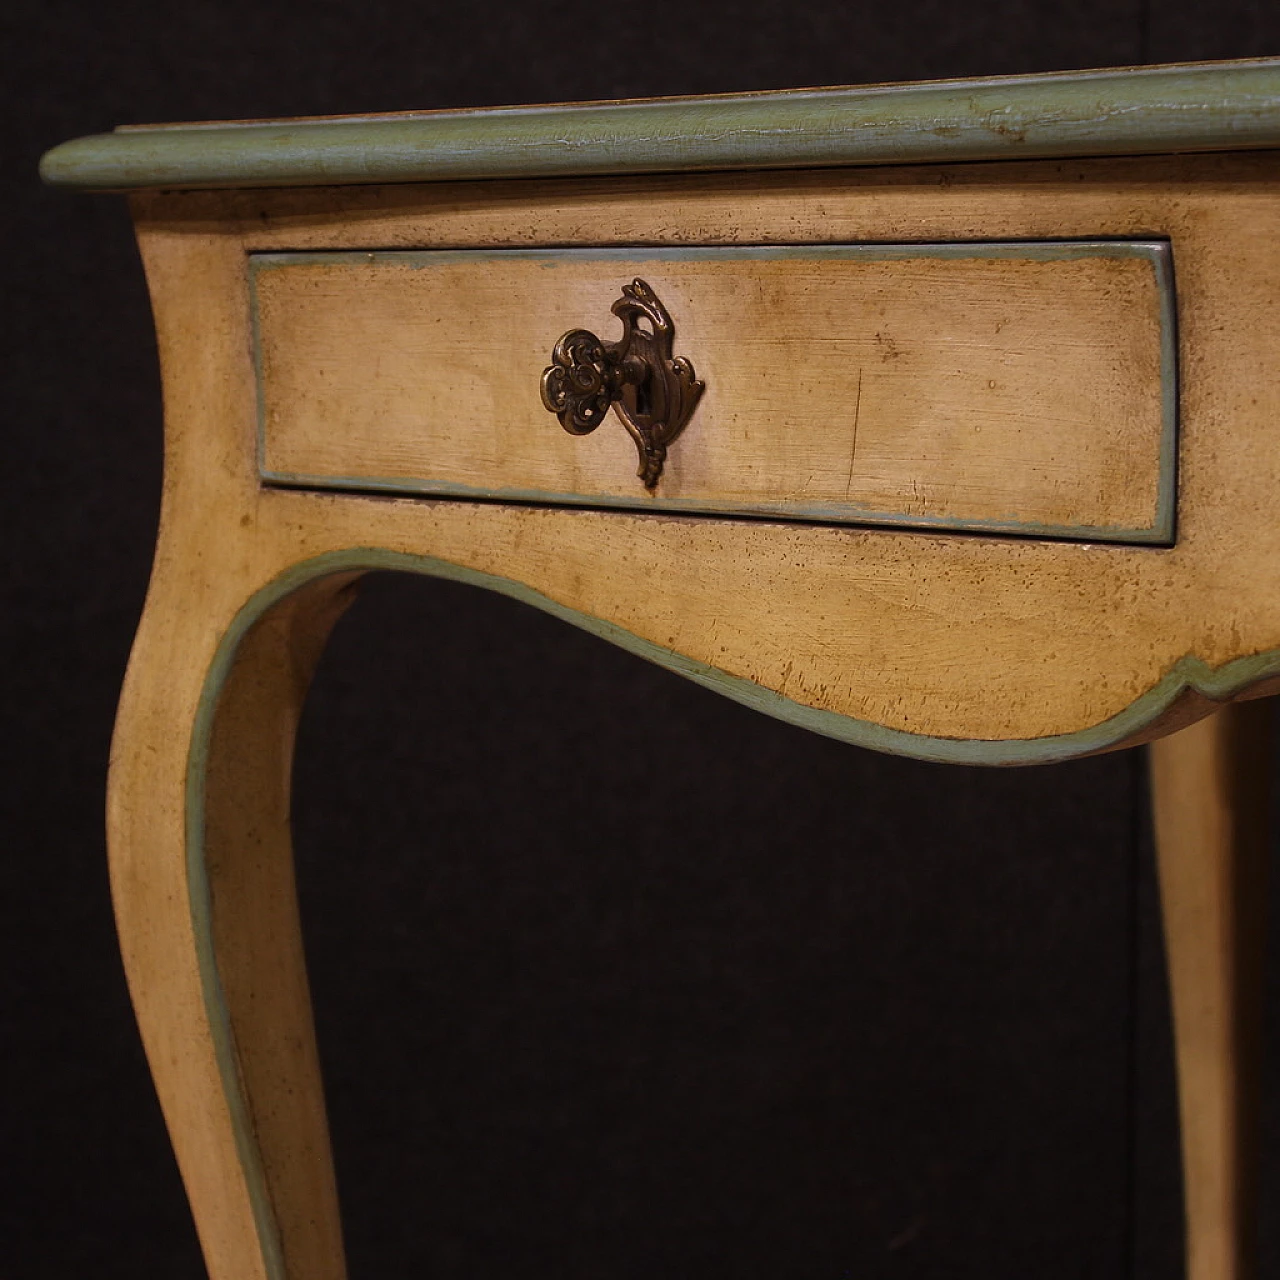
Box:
252;240;1178;545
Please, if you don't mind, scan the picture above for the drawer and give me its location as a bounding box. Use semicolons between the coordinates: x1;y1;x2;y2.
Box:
252;241;1176;544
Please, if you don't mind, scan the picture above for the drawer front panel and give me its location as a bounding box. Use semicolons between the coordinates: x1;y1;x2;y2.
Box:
253;242;1175;543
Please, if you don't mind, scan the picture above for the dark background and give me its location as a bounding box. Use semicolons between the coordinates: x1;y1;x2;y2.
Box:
7;2;1280;1276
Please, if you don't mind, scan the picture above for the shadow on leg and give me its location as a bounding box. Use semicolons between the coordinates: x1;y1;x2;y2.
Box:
1150;699;1272;1280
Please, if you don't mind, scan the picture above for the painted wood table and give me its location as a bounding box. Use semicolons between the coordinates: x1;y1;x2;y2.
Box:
43;58;1280;1280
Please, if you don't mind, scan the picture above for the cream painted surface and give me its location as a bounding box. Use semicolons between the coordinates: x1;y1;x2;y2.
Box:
255;247;1167;537
111;152;1280;1280
132;152;1280;748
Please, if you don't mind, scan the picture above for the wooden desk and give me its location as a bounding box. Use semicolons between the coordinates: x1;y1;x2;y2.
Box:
43;59;1280;1280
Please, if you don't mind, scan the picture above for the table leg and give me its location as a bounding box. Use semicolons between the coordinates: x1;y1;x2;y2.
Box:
107;571;360;1280
1150;700;1272;1280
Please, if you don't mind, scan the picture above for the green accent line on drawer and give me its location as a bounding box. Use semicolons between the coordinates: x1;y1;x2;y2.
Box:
251;241;1179;547
40;59;1280;192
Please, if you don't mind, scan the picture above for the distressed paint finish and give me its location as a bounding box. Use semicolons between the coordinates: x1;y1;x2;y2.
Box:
34;50;1272;1275
38;59;1280;192
165;542;1275;1277
253;241;1176;544
212;550;1280;766
100;155;1280;1278
123;153;1280;748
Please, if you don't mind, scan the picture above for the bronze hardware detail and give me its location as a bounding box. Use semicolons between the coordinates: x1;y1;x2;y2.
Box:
540;278;704;489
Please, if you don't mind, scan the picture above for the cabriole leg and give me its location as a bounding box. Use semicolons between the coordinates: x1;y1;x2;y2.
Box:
107;571;359;1280
1150;700;1272;1280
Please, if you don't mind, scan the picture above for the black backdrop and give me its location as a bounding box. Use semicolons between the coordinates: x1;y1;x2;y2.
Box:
7;2;1280;1277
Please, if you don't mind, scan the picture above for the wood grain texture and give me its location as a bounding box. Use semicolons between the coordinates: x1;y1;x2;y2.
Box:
1150;702;1272;1280
254;243;1172;541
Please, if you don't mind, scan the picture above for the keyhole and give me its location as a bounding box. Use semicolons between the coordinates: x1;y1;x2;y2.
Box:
633;373;653;420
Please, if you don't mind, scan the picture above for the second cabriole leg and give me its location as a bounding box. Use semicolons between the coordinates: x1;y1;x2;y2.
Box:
1150;700;1272;1280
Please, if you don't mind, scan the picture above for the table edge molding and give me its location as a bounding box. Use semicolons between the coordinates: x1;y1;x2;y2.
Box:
41;59;1280;192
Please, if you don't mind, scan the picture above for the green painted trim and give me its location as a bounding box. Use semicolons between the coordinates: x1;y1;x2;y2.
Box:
184;545;1280;1269
186;647;288;1278
251;242;1178;545
252;241;1173;267
40;60;1280;192
1153;241;1180;544
261;474;1173;545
